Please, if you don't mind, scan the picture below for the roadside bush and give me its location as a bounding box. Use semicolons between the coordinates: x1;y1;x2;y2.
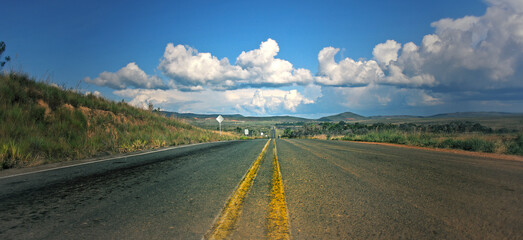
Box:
353;128;369;135
438;138;495;153
406;134;437;147
380;131;406;144
507;134;523;155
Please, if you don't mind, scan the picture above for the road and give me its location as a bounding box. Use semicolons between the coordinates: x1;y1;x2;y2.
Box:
0;139;522;239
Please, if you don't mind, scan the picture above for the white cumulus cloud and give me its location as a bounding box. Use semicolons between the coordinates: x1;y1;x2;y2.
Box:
232;88;315;114
372;40;401;66
316;45;435;87
316;0;523;91
236;39;314;86
87;0;523;115
316;47;384;86
158;43;251;90
395;0;523;89
114;87;318;115
84;62;165;89
159;38;313;90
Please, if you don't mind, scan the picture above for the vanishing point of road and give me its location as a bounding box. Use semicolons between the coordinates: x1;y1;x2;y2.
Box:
0;139;521;239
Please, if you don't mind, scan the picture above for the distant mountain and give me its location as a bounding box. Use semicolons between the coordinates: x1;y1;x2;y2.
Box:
161;112;243;120
369;115;424;119
428;112;522;118
242;116;312;122
160;111;312;122
317;112;367;121
160;111;523;123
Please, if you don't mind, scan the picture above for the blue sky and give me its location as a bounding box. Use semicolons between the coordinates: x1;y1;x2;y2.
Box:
2;0;522;117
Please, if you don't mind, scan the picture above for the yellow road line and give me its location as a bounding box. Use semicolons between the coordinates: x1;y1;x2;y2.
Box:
267;139;290;240
204;139;271;240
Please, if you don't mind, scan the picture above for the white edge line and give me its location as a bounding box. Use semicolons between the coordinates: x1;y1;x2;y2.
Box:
0;140;237;180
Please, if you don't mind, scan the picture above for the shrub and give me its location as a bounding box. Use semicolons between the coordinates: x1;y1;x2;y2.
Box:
438;138;495;152
507;134;523;155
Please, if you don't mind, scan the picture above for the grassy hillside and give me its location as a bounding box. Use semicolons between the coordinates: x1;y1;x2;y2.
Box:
0;72;238;169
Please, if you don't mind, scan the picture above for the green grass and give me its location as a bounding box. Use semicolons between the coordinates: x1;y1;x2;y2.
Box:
0;72;238;169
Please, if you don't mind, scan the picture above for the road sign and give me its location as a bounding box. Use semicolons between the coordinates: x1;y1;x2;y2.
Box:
216;115;223;123
244;129;249;136
216;115;223;135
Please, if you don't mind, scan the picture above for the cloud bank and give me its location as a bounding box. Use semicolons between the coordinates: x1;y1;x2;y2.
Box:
114;87;318;115
317;0;522;92
85;0;523;115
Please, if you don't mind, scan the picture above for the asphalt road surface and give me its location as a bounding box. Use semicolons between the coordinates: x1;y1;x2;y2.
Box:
0;139;521;239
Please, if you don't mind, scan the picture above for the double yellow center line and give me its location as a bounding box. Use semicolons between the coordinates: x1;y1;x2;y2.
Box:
268;139;291;239
204;139;290;240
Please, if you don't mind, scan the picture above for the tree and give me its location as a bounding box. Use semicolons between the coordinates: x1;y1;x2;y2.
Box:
148;102;154;111
0;41;11;69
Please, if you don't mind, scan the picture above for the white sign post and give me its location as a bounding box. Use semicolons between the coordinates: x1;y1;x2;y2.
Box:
216;115;224;135
244;129;249;136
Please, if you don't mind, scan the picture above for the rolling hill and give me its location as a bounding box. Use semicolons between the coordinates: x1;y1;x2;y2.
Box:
317;112;367;121
163;110;523;123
